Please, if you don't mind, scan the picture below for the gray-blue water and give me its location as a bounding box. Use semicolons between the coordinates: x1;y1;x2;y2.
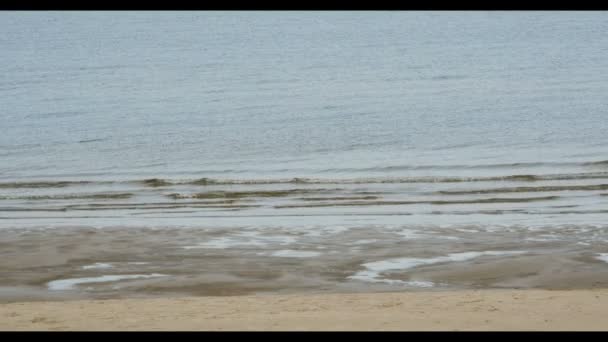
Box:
1;11;608;230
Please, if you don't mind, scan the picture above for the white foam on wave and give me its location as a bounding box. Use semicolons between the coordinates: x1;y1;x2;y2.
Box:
396;229;459;240
352;239;378;245
455;228;479;233
349;250;526;284
525;234;562;242
270;250;321;258
525;238;554;242
183;231;297;249
395;229;428;239
81;263;113;270
47;273;167;291
303;225;350;237
596;253;608;264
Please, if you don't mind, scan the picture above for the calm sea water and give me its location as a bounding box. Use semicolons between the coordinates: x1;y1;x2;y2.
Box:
0;12;608;226
3;12;608;298
1;11;608;228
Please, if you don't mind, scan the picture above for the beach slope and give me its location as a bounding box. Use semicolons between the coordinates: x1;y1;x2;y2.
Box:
2;289;608;331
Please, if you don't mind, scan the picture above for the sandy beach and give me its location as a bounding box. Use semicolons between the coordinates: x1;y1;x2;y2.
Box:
3;11;608;333
2;289;608;331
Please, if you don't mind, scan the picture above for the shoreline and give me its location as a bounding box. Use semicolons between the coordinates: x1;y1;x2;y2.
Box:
2;289;608;331
3;226;608;303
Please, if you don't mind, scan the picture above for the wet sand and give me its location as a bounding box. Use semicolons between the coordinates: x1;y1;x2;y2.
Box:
2;226;608;303
2;289;608;330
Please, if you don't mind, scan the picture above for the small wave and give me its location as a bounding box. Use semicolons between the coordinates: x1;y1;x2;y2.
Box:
78;138;106;144
585;160;608;166
141;173;608;186
0;181;91;189
319;160;608;172
439;184;608;195
538;209;608;215
429;142;478;151
0;193;133;201
229;173;607;184
0;143;42;151
430;196;560;205
298;196;379;201
69;200;242;207
26;111;81;119
75;64;129;71
141;178;173;187
166;189;338;200
429;75;466;81
532;172;608;181
182;177;313;186
0;201;261;212
7;171;608;190
274;196;559;208
430;209;608;215
501;175;539;181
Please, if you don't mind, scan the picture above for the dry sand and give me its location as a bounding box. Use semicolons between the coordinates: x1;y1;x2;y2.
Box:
2;289;608;331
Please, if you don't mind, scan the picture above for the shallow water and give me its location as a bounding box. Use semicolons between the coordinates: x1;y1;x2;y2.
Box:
1;12;608;300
